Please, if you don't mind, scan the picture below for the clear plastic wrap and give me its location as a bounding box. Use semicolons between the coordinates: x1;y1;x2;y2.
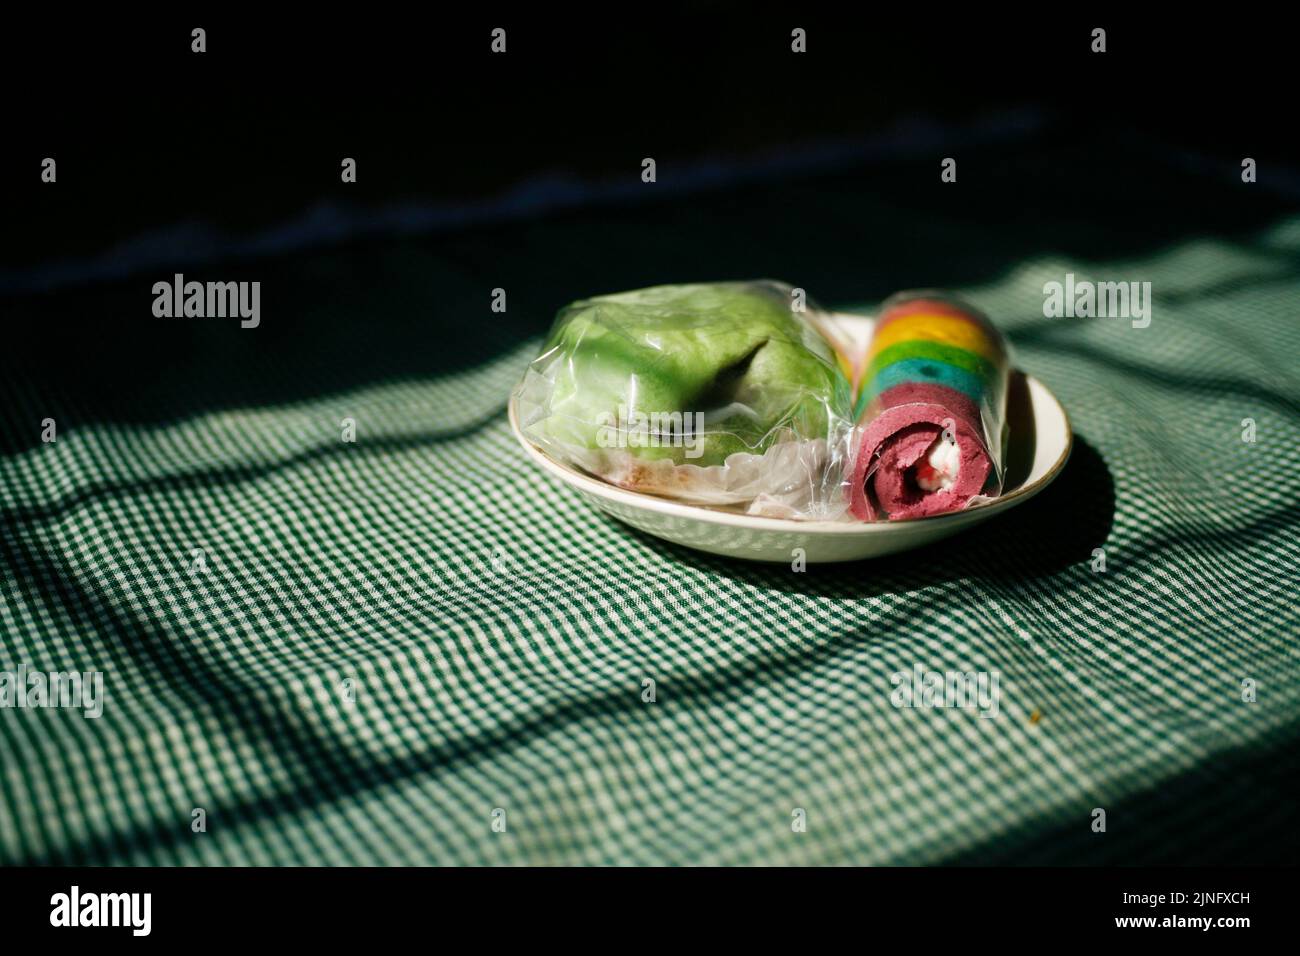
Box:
514;281;855;518
843;291;1011;521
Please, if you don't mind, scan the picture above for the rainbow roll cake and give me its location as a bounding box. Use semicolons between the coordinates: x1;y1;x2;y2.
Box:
847;292;1009;521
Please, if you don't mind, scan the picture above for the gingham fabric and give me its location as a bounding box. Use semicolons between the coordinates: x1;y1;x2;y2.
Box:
1;169;1298;866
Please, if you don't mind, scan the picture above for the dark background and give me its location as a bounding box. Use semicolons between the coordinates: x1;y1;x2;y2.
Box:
4;7;1294;265
0;6;1295;447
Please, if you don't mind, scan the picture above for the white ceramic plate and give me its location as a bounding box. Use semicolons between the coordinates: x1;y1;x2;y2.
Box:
509;313;1072;562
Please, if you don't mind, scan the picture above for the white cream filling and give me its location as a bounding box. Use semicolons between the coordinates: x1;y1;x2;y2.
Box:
915;435;961;492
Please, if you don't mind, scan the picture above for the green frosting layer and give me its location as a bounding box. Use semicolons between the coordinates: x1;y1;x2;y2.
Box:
528;282;849;466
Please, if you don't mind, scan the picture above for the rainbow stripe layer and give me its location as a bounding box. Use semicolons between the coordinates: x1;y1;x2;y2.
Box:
854;296;1007;421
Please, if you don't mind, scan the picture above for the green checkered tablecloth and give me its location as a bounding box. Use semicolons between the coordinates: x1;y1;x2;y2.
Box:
2;159;1298;865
